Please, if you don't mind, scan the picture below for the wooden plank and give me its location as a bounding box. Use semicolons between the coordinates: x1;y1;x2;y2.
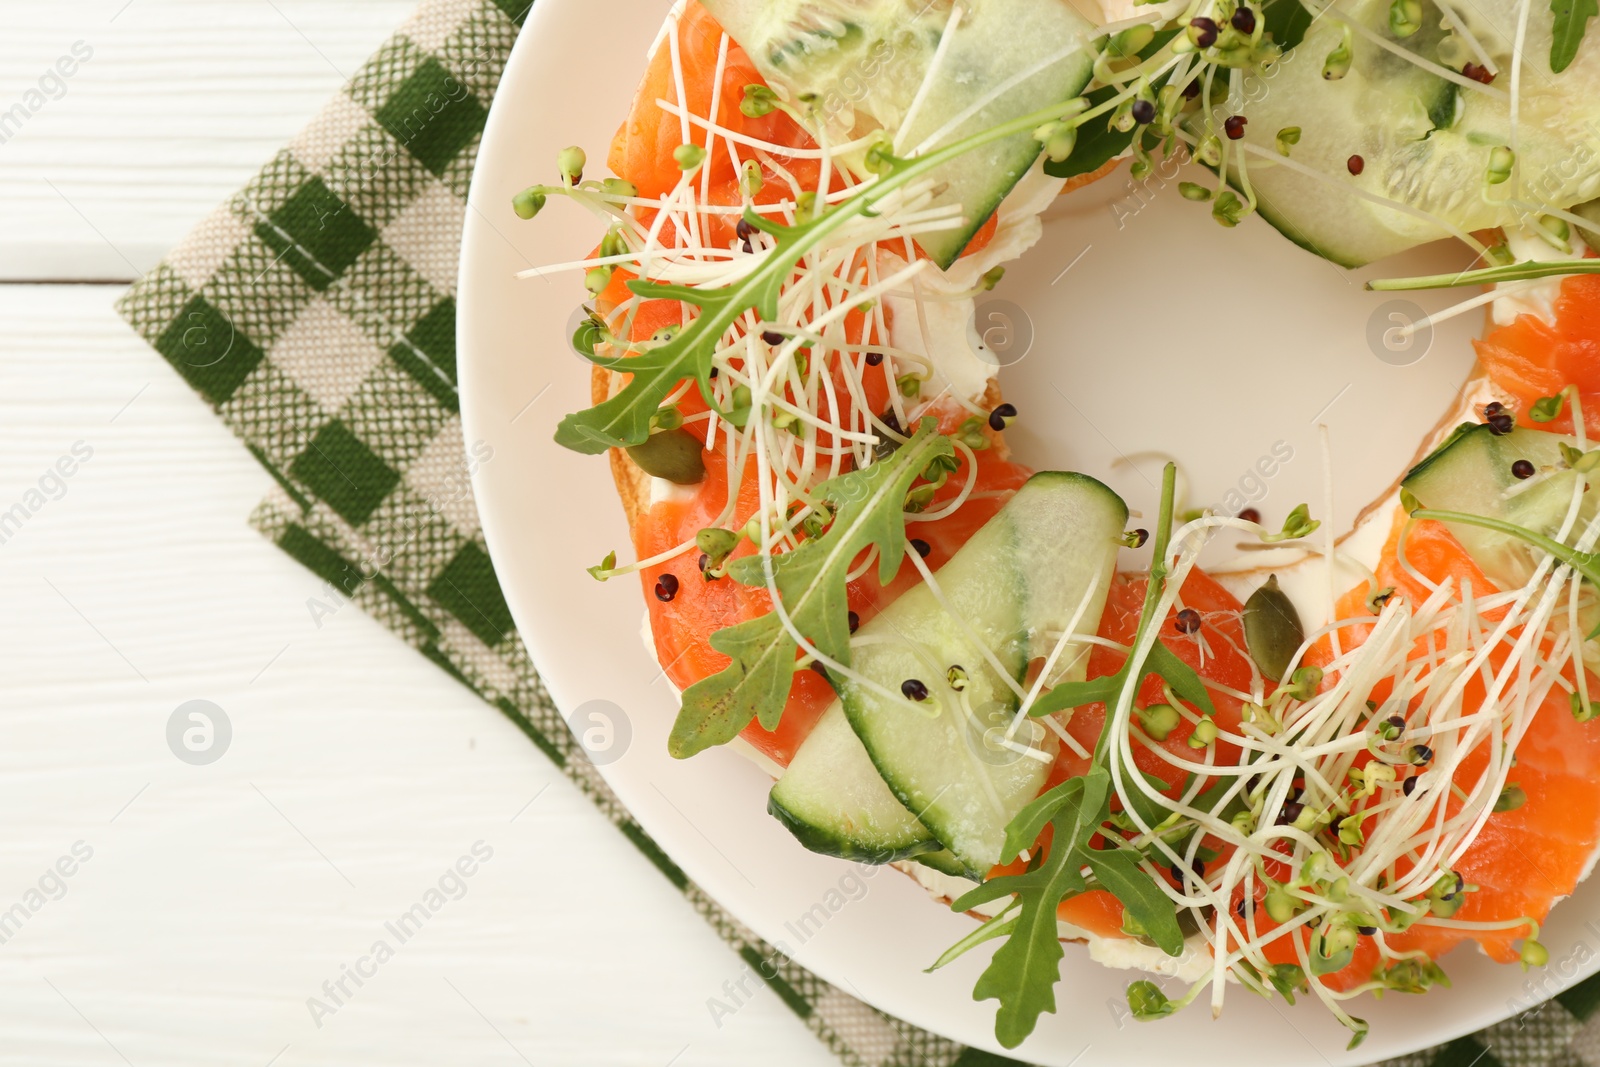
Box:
0;1;414;281
0;283;840;1066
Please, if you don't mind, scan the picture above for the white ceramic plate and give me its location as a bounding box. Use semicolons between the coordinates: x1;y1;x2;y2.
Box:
458;2;1600;1061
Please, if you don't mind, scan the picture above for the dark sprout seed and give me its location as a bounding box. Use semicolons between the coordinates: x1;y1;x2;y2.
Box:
912;538;932;558
1175;608;1203;634
810;661;829;680
708;367;719;379
1386;715;1407;732
1131;528;1150;547
1170;863;1185;883
1347;154;1365;175
865;352;884;366
1224;114;1247;139
1235;897;1249;916
1513;459;1536;479
1357;925;1377;936
848;610;860;633
1488;412;1515;435
736;218;754;240
988;403;1018;431
1277;800;1305;825
1462;61;1495;83
654;573;680;602
1238;507;1262;523
1410;744;1434;764
1484;401;1504;417
1184;79;1202;99
1404;775;1419;796
742;240;753;254
1190;16;1220;46
1131;99;1156;125
1231;5;1257;32
902;678;930;701
762;330;784;346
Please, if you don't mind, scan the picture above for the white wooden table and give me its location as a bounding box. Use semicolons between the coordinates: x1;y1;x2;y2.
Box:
0;4;837;1064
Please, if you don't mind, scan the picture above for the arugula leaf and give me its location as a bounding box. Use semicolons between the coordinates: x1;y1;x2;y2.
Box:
1263;0;1317;50
1119;765;1180;830
944;464;1214;1047
1145;642;1216;714
1000;776;1086;865
668;420;953;757
1042;31;1178;182
1083;848;1184;955
1552;0;1598;73
958;768;1109;1048
1026;624;1215;720
555;91;1098;454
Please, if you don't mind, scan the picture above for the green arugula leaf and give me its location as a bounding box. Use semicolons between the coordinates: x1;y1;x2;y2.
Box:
554;92;1097;454
1145;642;1217;715
668;421;953;757
1083;847;1184;955
1552;0;1598;73
1025;625;1214;720
965;768;1109;1048
1025;673;1123;718
1263;0;1317;50
1119;766;1180;833
553;236;798;454
1043;31;1178;182
946;464;1216;1046
999;776;1087;865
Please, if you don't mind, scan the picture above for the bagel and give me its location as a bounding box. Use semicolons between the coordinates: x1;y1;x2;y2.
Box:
517;0;1600;1051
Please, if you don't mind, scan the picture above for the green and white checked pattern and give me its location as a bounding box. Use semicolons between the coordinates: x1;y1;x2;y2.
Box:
113;1;1600;1064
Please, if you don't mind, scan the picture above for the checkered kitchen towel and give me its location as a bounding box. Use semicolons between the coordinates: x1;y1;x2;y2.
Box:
112;1;1600;1064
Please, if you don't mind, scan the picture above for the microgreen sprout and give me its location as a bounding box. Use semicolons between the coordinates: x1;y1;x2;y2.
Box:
1389;0;1423;36
557;145;586;185
739;158;763;197
1366;585;1396;613
587;550;616;582
1574;691;1598;722
1323;27;1354;79
1276;126;1302;156
1139;702;1182;740
1495;783;1528;812
1487;145;1515;186
1531;387;1571;422
512;187;547;220
1212;190;1245;227
740;83;780;119
1262;503;1321;542
674;143;707;173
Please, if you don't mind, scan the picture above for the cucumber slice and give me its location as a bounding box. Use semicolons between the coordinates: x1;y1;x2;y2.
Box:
912;848;976;880
1403;423;1592;590
1224;0;1600;266
699;0;1096;268
840;472;1128;874
768;702;936;862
